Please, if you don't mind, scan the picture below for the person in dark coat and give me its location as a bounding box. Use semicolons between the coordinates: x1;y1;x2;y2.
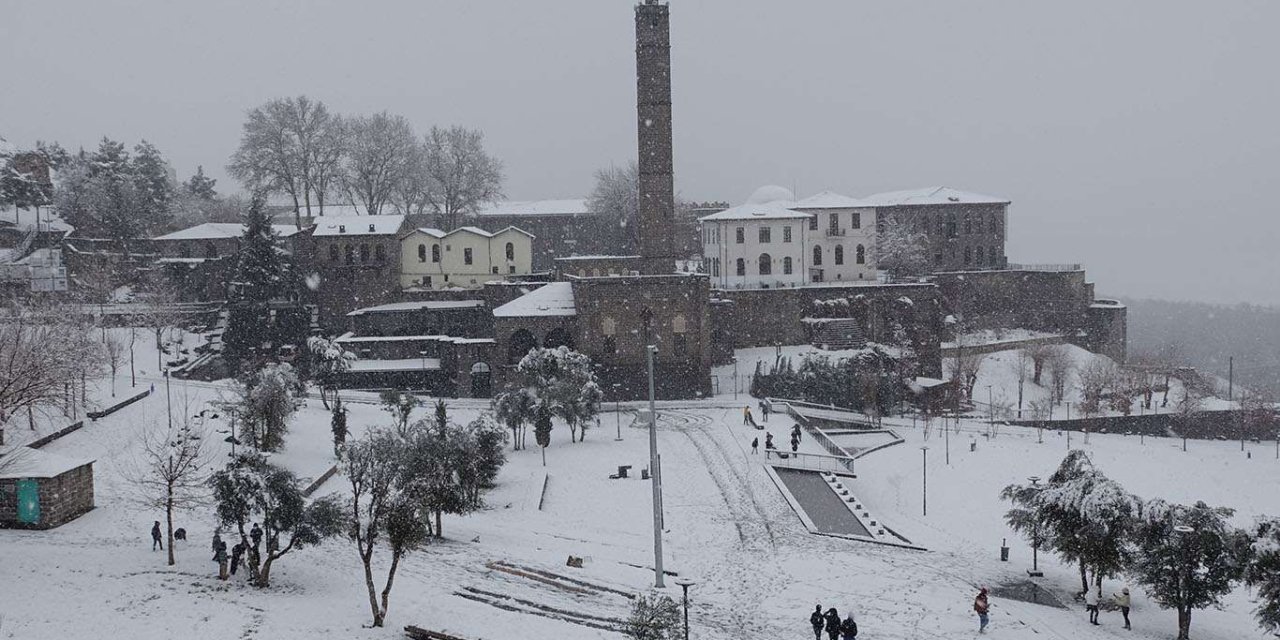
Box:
151;521;163;551
809;604;825;640
250;523;263;552
230;539;246;576
974;587;991;633
839;612;858;639
792;424;802;442
173;527;187;541
212;529;223;555
791;434;799;453
214;540;229;580
751;437;759;454
824;607;841;640
765;432;774;449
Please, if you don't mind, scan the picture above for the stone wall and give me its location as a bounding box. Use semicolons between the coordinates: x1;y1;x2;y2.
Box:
933;269;1093;333
0;463;95;530
1085;300;1128;363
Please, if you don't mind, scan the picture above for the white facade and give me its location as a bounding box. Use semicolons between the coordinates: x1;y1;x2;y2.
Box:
400;226;534;289
698;191;878;289
699;203;812;289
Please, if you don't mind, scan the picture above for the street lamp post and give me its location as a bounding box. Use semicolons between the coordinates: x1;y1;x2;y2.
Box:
920;446;929;516
613;383;623;441
674;577;697;640
646;344;665;588
732;356;739;401
1028;476;1043;577
164;369;173;430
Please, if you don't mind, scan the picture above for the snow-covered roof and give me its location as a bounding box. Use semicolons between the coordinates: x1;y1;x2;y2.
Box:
475;199;591;218
0;208;74;232
791;191;870;210
745;185;795;205
404;225;536;240
493;282;577;317
698;202;812;222
0;446;94;480
860;186;1010;207
311;215;405;237
335;332;494;345
346;358;441;372
153;223;301;241
345;300;486;316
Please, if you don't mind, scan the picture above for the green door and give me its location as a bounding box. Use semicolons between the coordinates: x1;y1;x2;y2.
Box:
16;479;40;525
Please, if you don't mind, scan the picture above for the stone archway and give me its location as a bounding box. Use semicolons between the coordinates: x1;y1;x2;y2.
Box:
544;327;575;351
508;329;538;364
470;362;492;397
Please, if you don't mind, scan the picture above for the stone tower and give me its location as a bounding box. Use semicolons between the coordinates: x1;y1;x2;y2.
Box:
635;0;677;274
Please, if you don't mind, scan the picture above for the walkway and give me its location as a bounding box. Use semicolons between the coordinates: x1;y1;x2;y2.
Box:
772;467;871;537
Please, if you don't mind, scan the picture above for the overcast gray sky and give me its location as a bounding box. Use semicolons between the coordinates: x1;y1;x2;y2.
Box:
3;1;1277;305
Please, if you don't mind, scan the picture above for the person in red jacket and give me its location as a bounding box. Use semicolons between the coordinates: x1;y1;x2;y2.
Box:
974;587;991;633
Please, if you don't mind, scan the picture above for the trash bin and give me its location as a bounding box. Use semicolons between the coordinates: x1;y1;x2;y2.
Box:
1000;538;1010;562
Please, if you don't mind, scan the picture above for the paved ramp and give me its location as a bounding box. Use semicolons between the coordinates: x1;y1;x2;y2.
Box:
773;467;871;537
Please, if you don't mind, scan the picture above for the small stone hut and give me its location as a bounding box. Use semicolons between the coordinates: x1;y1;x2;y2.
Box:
0;446;96;529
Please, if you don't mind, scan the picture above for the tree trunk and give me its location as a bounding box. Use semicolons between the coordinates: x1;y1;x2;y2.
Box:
155;329;163;371
1177;607;1191;640
258;557;273;587
361;545;382;627
378;550;403;627
1079;561;1089;596
165;486;176;566
434;510;442;539
130;342;136;387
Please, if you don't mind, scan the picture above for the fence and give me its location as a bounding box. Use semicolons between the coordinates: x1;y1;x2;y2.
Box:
775;400;858;474
766;449;857;475
86;389;151;421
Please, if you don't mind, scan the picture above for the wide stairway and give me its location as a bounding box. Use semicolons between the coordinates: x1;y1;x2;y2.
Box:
811;318;867;350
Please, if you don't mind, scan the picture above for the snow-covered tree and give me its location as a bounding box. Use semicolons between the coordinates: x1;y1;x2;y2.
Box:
183;165;218;200
491;384;536;450
342;112;417;216
224;363;305;452
330;395;349;456
130;418;211;566
1131;499;1250;640
131;140;175;232
514;346;603;443
379;389;420;435
586;161;639;255
1077;358;1119;417
1044;345;1073;406
343;428;429;627
208;453;345;587
422;125;504;230
400;407;507;538
103;333;125;397
875;213;930;280
228;97;312;227
1245;517;1280;634
0;306;101;446
307;335;355;410
625;593;682;640
1039;467;1140;593
230;196;294;304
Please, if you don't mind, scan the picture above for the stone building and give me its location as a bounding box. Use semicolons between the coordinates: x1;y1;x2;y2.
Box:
399;225;534;290
473;200;600;272
152;223;302;261
862;186;1010;272
0;447;95;530
307;215;407;328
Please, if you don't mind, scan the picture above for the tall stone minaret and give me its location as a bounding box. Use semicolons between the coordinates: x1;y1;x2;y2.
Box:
635;0;676;275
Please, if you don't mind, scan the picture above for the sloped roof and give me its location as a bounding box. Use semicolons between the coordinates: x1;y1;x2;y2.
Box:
311;215;405;237
698;202;812;222
791;191;870;210
0;446;94;480
475;199;591;217
493;282;577;317
860;186;1010;207
404;225;536;240
153;223;301;241
345;300;486;316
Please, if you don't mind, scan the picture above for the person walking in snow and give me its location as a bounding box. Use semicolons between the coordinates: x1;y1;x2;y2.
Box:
230;539;246;577
809;605;825;640
743;406;752;425
751;437;759;454
214;539;229;580
792;424;802;442
1085;585;1101;625
250;522;262;552
211;529;223;556
839;611;858;639
824;607;841;640
151;521;163;551
974;587;990;633
1113;587;1131;630
791;434;799;453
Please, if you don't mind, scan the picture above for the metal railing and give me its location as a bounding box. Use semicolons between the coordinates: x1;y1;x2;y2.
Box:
825;228;846;237
766;448;856;474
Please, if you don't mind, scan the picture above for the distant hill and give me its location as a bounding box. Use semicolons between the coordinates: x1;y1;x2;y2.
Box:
1120;297;1280;396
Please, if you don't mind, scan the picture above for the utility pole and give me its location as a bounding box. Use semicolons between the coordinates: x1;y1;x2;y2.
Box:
920;446;929;516
1228;356;1234;403
646;344;665;588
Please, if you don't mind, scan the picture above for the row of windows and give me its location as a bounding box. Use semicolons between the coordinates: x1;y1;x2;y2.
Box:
327;243;387;265
877;211;1003;239
414;242;517;265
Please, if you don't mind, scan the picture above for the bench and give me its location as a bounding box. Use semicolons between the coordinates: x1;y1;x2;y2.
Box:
609;465;632;480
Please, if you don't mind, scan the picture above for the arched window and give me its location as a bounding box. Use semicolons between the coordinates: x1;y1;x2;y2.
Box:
856;244;866;264
602;317;617;336
946;212;958;238
505;242;514;261
758;253;772;275
735;258;745;276
976;246;985;265
834;245;844;265
671;314;687;334
375;244;386;263
431;244;441;263
783;256;793;275
417;243;426;262
344;245;354;265
360;244;370;263
508;329;537;364
328;245;340;262
812;246;823;266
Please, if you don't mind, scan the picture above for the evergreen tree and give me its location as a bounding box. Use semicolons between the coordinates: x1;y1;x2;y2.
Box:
131;140;175;232
184;165;218;200
1245;517;1280;634
230;196;292;304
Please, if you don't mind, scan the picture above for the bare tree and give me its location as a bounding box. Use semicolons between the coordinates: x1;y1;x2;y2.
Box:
138;277;183;373
0;306;99;446
1011;350;1032;418
875;213;930;280
128;327;138;388
128;416;211;566
423;125;504;229
228;98;306;227
1045;345;1073;406
389;140;433;218
947;345;987;403
280;96;336;218
1025;343;1059;386
586;161;639;254
343;112;417;216
1077;358;1120;417
103;333;125;397
309;115;347;216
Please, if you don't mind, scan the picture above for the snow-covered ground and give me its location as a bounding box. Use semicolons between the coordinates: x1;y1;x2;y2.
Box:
3;340;1277;639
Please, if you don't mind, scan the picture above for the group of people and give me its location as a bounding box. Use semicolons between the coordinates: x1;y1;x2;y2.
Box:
809;605;857;639
211;524;263;580
971;584;1132;634
151;520;263;582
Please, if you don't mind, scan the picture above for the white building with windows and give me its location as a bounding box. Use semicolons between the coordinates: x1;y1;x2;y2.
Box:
399;225;534;289
698;186;878;289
